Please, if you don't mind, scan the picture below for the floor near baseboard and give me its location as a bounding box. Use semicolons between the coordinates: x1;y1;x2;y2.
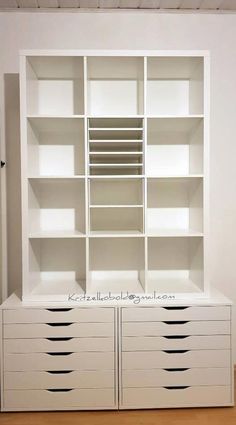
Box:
0;372;235;425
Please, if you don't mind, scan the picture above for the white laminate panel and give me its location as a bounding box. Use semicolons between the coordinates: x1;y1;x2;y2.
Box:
122;321;230;336
4;323;114;339
122;368;231;387
4;370;114;390
121;386;232;408
4;337;114;353
122;306;230;322
4;352;114;371
4;388;115;410
122;335;230;351
122;350;230;369
3;308;114;324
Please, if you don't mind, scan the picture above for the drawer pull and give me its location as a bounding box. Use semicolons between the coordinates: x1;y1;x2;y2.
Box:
163;335;189;339
163;321;189;325
163;307;189;311
47;388;73;392
46;323;73;327
46;337;73;341
47;370;73;374
46;308;73;312
164;386;189;390
164;368;189;372
46;352;73;356
163;350;189;354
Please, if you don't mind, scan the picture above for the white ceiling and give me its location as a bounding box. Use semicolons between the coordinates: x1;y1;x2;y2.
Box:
1;0;236;11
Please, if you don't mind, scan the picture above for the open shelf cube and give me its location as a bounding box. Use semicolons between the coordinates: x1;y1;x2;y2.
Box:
28;178;85;237
88;237;145;293
27;117;85;177
147;57;204;115
147;117;203;177
26;238;86;300
89;178;143;206
26;56;84;116
90;207;143;234
147;237;203;294
147;177;203;236
87;57;144;115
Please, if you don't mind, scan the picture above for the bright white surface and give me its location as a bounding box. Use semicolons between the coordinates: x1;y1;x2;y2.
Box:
1;12;235;359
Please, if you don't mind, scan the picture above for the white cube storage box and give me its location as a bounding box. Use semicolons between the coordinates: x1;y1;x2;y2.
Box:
0;50;234;412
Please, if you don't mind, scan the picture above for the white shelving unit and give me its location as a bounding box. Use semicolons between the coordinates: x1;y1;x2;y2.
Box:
20;50;209;301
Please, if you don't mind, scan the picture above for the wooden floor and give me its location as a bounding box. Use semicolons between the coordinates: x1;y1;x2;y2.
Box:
0;375;235;425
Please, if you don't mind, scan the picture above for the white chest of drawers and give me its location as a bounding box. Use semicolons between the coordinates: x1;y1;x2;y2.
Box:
0;291;234;411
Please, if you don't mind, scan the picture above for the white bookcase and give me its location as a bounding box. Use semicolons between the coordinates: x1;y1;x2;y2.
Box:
20;50;209;301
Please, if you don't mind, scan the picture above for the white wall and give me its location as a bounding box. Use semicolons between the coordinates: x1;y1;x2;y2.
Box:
0;11;236;358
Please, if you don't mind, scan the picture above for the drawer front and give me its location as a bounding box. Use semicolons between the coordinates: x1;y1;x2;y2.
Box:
122;306;230;322
122;321;230;336
122;350;230;369
122;335;230;351
4;370;114;390
121;386;232;408
4;337;114;354
4;308;114;324
4;352;114;371
3;388;115;410
4;322;114;339
122;368;231;387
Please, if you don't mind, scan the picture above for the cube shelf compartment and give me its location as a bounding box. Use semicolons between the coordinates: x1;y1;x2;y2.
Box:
26;56;84;116
147;237;204;294
147;57;204;116
88;118;144;176
147;177;203;237
27;117;85;177
147;117;203;177
88;237;145;293
27;238;86;300
28;178;85;237
20;51;209;300
87;57;144;116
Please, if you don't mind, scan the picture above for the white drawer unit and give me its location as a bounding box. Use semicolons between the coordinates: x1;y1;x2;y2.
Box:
119;304;234;409
1;304;117;411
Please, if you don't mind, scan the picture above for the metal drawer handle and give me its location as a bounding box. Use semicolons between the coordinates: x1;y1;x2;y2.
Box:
47;371;73;374
163;307;189;311
164;368;189;372
46;308;73;312
164;386;190;390
46;323;73;327
163;321;189;325
46;352;73;356
47;389;73;392
163;350;189;354
163;335;189;339
46;337;73;341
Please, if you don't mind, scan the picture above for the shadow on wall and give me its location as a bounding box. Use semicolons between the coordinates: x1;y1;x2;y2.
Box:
4;74;22;298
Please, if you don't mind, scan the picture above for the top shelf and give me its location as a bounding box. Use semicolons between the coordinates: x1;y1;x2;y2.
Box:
25;55;204;117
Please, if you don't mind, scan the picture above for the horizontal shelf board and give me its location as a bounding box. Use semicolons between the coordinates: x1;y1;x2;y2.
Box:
89;128;143;131
147;229;204;237
29;231;86;238
147;174;204;179
88;176;145;179
147;276;203;294
89;152;143;155
88;115;144;119
87;279;144;295
89;164;143;167
89;205;143;209
89;140;143;143
29;279;85;297
28;175;86;179
27;115;85;119
146;114;204;119
89;230;144;237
